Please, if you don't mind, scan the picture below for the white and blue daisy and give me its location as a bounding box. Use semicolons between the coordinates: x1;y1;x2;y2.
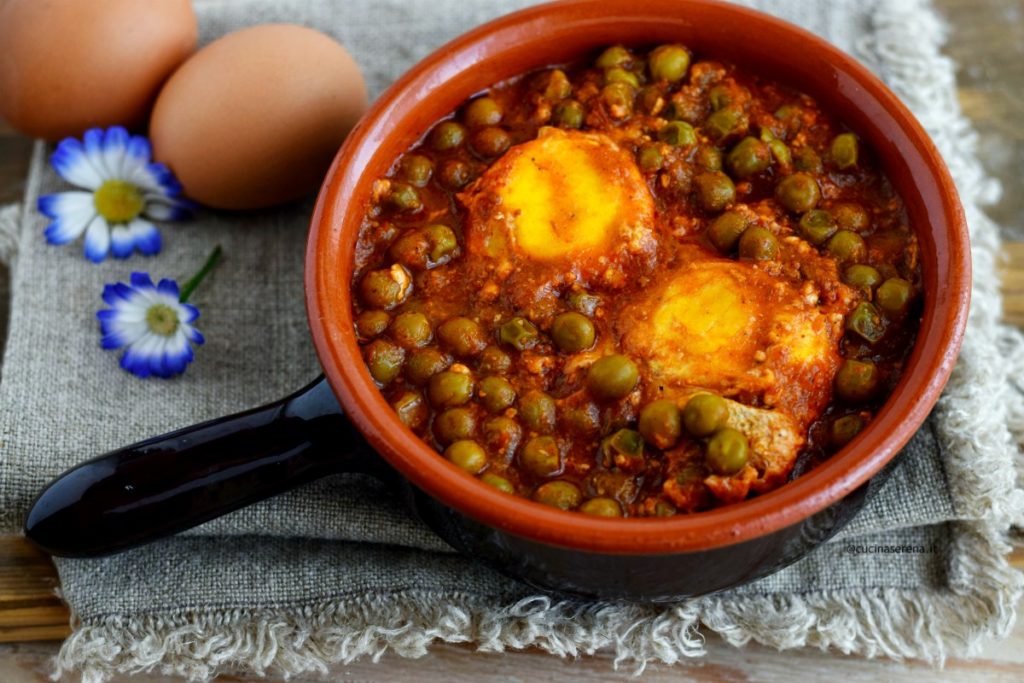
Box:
98;273;204;379
38;126;192;263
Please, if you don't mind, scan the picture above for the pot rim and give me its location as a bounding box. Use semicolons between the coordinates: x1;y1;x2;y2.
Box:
305;0;970;555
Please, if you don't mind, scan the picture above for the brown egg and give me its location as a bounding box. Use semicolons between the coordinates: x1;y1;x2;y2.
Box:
0;0;197;141
150;24;369;210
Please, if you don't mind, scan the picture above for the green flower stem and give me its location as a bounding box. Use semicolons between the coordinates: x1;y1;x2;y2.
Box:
179;245;223;303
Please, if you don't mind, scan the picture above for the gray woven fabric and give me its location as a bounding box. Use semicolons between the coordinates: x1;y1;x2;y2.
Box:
1;0;1023;680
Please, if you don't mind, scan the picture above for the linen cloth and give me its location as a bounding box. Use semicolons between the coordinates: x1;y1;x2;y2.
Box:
1;0;1023;680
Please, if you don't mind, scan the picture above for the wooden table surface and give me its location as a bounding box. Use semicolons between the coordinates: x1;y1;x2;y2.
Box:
2;0;1023;680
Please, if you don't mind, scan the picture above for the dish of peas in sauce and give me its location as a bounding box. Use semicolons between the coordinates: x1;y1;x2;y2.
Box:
351;42;921;517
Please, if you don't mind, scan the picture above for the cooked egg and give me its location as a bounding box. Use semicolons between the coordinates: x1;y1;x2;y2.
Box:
0;0;197;141
150;24;368;210
621;245;848;423
461;127;656;287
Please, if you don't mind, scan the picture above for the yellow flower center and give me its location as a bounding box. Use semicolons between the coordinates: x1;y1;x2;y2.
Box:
146;304;179;337
94;179;145;224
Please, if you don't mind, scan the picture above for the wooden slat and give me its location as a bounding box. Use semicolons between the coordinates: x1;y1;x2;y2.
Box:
0;538;69;643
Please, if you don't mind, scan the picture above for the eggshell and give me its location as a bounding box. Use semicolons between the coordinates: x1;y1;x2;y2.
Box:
0;0;197;141
149;24;369;210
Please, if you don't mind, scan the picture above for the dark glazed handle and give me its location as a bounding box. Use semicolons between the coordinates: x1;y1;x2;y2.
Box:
24;376;377;558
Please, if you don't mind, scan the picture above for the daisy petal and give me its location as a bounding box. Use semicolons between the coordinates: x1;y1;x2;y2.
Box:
101;126;129;179
186;326;205;345
83;216;112;263
143;197;195;221
179;303;200;323
40;192;96;245
157;278;180;299
50;138;104;189
130;272;155;290
110;225;134;259
130;162;182;197
123;134;153;174
83;128;109;177
128;218;162;256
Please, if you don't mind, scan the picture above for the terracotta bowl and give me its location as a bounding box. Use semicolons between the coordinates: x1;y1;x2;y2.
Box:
26;0;969;601
306;0;969;590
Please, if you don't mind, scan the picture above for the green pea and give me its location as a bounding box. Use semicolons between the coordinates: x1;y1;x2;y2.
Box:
560;402;601;436
830;414;865;448
499;316;539;350
480;472;515;494
600;82;634;118
355;310;389;340
553;99;585;129
433;407;477;445
833;202;871;232
596;45;632;69
826;230;868;263
437;316;487;357
683;393;729;438
533;481;582;510
654;500;677;517
478;345;512;374
648;43;690;82
704;108;747;142
706;427;750;475
566;291;601;316
638;144;664;173
605;67;640;88
726;136;771;178
520;436;562;477
478;376;516;413
708;85;732;111
586;354;639;400
659;121;697;147
846;302;885;343
359;266;411;310
696;145;723;172
775;172;821;213
483;416;522;460
767;137;792;166
430;120;466;151
400;154;434;187
464;96;503;128
444;440;487;474
428;371;474;407
425;224;458;263
385;182;422;213
694;171;736;212
471;126;511;158
876;278;913;316
392;391;427;430
798;209;837;245
363;339;405;385
601;428;645;468
537;68;572;101
738;226;780;261
775;104;802;125
579;497;622;517
551;312;596;353
639;399;682;450
438;159;472;189
835;359;879;403
519;390;557;433
707;211;749;253
405;348;449;385
844;264;882;291
388;311;432;349
793;146;823;173
830;132;859;170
